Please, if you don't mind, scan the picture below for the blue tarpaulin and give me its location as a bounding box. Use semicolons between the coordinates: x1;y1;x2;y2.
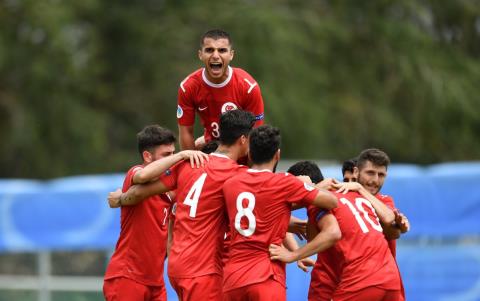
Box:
1;162;479;301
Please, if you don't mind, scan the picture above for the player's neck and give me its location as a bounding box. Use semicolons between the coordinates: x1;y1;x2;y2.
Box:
251;160;276;173
214;146;238;162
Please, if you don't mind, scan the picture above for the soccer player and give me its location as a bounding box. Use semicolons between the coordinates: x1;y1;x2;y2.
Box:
222;125;339;301
341;158;357;182
108;110;256;301
287;161;402;301
335;149;409;301
177;29;264;150
104;125;206;301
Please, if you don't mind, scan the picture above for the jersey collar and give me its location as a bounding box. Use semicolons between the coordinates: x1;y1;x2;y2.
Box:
247;169;272;173
210;152;231;160
202;66;233;88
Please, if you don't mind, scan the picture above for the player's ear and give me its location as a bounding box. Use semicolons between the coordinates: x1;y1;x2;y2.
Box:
230;49;235;61
275;149;281;161
198;49;203;60
353;166;359;178
143;150;152;164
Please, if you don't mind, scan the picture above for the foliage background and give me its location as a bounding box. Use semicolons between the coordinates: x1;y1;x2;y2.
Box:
1;0;479;178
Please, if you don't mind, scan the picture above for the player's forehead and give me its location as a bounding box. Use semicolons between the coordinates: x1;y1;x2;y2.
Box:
359;161;387;174
153;143;175;154
201;37;231;49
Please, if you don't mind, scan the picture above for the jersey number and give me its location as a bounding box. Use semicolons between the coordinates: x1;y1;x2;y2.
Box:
211;122;220;138
234;192;256;237
183;173;207;218
340;197;383;233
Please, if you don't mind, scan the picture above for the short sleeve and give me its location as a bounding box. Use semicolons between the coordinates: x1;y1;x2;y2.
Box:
159;162;182;191
244;82;264;126
122;166;143;192
177;81;196;126
284;175;320;205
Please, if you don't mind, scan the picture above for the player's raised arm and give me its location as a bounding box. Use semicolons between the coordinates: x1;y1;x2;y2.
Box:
311;187;338;210
133;150;208;184
108;180;170;208
334;181;395;225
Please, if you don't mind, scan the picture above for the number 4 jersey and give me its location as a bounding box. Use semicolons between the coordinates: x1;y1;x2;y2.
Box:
221;170;320;292
307;191;400;298
159;153;247;278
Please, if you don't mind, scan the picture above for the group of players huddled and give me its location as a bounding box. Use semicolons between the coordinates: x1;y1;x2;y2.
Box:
104;29;410;301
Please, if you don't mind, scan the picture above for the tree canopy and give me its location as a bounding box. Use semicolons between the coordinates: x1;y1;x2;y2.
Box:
1;0;479;178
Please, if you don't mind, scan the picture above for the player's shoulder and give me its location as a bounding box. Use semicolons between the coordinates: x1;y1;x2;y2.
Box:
377;193;395;206
126;165;143;176
232;67;258;84
377;193;394;202
179;68;203;92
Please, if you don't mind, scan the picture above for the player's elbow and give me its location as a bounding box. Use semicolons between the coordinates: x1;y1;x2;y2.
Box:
326;226;342;247
134;173;149;184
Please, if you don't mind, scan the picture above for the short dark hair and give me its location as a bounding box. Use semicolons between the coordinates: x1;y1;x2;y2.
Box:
341;159;357;176
287;161;324;184
137;125;176;157
357;148;390;170
200;29;232;47
249;125;281;164
219;110;255;146
200;140;219;154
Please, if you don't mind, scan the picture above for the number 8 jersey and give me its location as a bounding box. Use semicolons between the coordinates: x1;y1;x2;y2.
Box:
222;169;320;293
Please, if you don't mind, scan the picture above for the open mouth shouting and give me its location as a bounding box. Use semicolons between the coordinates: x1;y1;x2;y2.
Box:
208;62;224;77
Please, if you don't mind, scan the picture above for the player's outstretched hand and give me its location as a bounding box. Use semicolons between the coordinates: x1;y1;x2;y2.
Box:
288;218;307;241
333;181;362;194
394;209;410;233
297;257;315;272
316;178;339;190
269;244;297;263
178;150;209;168
108;189;122;208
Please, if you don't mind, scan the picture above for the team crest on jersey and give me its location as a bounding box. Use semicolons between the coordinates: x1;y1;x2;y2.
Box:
221;102;238;113
177;105;183;118
304;182;315;191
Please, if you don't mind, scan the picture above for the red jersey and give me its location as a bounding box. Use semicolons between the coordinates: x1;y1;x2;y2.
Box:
308;191;400;297
377;193;397;257
222;170;319;292
105;165;171;286
377;193;406;301
159;153;247;278
177;67;264;142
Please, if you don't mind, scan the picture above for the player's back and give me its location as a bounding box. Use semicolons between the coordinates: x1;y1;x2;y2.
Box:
222;170;318;292
164;153;245;278
331;191;400;293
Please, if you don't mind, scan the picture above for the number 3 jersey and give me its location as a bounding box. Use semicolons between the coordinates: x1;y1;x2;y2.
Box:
104;165;172;286
159;153;247;278
177;67;264;142
307;191;400;297
221;170;320;292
